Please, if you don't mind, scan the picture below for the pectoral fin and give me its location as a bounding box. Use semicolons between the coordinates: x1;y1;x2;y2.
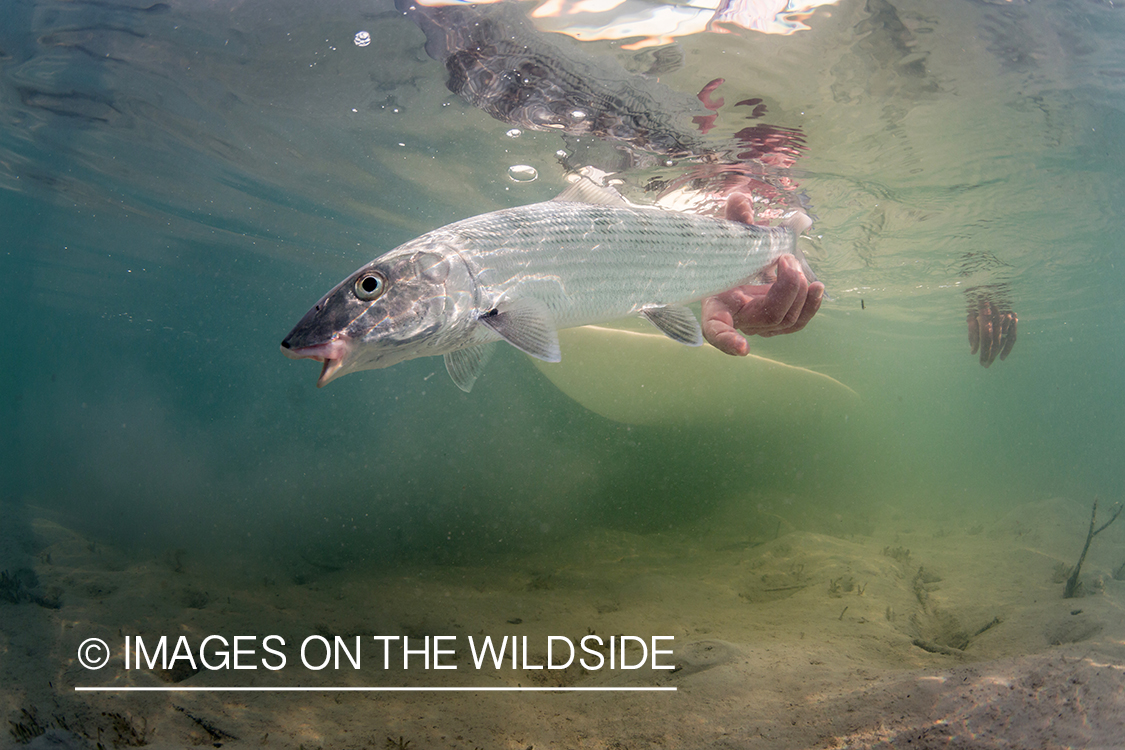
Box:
444;342;497;393
640;304;703;346
479;297;562;363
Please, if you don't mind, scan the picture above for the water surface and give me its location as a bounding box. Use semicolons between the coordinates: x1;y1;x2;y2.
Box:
2;0;1124;746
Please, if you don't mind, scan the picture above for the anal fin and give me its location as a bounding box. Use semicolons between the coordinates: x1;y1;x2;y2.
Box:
641;304;703;346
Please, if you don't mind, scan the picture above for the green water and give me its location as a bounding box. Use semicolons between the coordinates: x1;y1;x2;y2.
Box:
2;0;1125;746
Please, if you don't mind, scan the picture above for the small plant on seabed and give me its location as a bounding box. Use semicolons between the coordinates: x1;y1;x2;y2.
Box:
1064;498;1123;598
99;712;151;747
9;709;47;744
882;546;911;564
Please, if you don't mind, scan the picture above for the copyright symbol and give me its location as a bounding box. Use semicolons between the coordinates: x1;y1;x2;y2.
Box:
77;638;111;670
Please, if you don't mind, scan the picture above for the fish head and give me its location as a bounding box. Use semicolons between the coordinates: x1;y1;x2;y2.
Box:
281;246;475;387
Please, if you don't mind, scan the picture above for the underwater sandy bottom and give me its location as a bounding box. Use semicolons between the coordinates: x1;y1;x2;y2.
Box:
3;496;1124;750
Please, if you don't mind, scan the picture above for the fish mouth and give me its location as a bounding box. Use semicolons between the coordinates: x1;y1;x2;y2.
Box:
280;337;352;388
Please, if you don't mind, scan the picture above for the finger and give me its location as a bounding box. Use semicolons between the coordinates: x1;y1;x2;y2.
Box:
735;256;803;334
761;279;824;337
986;304;1005;367
788;282;824;333
702;295;749;356
724;193;755;225
981;323;999;367
697;77;725;110
998;313;1017;361
967;313;980;355
774;255;811;330
978;302;994;367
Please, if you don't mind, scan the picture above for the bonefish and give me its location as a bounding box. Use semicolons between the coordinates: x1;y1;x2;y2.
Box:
281;177;816;392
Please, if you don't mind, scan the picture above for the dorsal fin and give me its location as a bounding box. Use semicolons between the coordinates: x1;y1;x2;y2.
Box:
553;167;631;206
553;179;630;206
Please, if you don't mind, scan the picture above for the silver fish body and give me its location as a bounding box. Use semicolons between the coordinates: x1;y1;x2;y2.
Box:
281;196;806;392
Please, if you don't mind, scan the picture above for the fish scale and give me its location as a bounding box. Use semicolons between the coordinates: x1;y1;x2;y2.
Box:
281;187;813;392
432;201;797;329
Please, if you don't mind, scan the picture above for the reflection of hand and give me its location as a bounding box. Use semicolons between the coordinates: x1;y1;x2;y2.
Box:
702;254;824;356
966;295;1017;367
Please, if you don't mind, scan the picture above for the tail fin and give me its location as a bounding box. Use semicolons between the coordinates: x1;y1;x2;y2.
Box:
782;209;813;236
724;195;824;293
782;210;827;296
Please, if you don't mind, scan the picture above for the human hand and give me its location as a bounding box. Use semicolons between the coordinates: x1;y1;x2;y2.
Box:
967;294;1017;367
702;254;824;356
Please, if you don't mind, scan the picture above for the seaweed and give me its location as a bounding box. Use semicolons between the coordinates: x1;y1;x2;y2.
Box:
911;637;962;657
527;574;555;591
1045;613;1103;645
911;569;931;611
9;707;153;748
1052;561;1072;584
882;546;911;564
1063;498;1122;598
155;658;200;684
0;569;26;604
179;588;209;609
908;608;996;655
100;712;151;747
0;569;60;609
827;576;856;598
165;548;187;574
740;561;809;603
8;708;47;744
973;616;1003;638
173;705;237;743
916;568;942;585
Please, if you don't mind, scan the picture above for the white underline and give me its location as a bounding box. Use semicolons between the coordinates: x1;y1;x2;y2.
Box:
75;686;676;692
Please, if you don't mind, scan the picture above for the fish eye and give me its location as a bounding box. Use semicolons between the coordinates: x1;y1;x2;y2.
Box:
353;271;387;301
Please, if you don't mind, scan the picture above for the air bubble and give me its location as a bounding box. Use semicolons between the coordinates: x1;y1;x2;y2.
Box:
354;31;371;47
506;128;522;138
508;165;538;182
